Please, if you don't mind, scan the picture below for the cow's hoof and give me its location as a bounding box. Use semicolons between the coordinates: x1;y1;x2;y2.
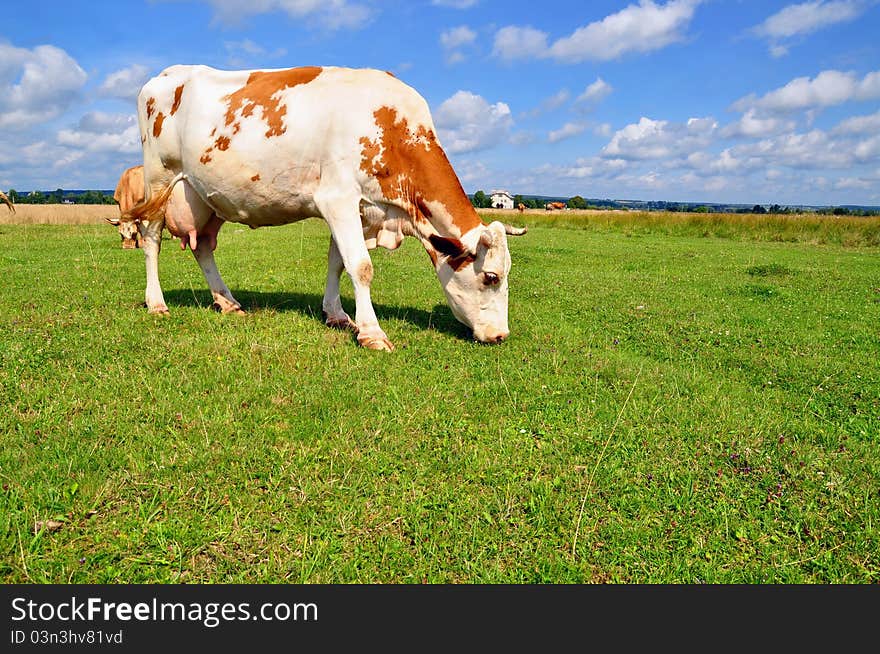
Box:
357;334;394;352
212;301;246;315
326;316;357;332
148;306;170;316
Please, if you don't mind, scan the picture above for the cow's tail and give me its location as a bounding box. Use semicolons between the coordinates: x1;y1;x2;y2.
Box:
120;172;185;223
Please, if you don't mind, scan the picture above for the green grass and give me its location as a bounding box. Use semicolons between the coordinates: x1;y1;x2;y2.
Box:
1;217;878;583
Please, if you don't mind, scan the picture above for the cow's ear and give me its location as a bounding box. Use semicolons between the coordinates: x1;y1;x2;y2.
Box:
105;216;121;226
429;234;466;258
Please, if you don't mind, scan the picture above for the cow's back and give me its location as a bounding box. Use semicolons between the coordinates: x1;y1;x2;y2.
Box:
137;65;436;225
114;165;145;213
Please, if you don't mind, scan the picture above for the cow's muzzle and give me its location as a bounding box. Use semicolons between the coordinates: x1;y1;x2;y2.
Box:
473;325;509;344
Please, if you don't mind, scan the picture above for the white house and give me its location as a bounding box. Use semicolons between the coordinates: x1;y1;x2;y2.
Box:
489;189;514;210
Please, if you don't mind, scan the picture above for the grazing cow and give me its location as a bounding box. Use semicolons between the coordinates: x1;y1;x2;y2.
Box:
107;165;145;248
122;64;527;350
517;203;525;213
545;201;566;211
0;190;14;213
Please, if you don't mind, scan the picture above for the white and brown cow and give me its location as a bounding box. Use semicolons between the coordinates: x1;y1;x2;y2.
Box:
122;65;526;350
107;165;145;248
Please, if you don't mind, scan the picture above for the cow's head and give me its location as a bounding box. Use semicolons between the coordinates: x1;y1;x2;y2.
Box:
429;220;526;344
105;216;141;249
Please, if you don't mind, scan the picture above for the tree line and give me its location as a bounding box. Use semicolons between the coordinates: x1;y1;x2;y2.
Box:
3;189;116;205
469;191;879;216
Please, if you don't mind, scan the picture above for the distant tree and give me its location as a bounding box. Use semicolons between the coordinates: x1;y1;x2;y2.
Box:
692;205;710;213
49;188;64;203
30;191;47;204
513;194;524;208
472;190;491;209
567;195;587;209
80;190;105;204
833;206;851;215
7;189;18;203
752;204;767;214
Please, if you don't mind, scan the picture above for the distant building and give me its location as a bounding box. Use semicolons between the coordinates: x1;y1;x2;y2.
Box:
489;189;514;209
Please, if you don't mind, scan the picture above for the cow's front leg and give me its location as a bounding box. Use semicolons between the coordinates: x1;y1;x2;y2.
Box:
190;215;245;315
318;197;393;352
140;219;168;314
322;236;356;331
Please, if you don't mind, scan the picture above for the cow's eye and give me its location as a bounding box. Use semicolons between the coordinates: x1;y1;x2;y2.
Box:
483;272;500;286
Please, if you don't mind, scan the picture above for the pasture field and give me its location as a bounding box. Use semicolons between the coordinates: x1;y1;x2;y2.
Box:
1;210;878;583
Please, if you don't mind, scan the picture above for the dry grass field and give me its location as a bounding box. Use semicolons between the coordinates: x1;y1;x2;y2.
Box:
0;203;120;225
3;204;878;248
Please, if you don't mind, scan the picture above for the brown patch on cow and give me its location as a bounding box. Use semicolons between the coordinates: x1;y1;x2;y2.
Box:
232;122;241;135
359;106;481;234
425;246;439;267
215;135;230;151
429;233;475;271
356;260;373;286
448;252;475;272
210;127;216;137
223;66;322;139
385;71;396;78
171;85;184;115
153;112;165;137
415;196;432;219
146;97;156;119
251;174;260;182
200;153;212;164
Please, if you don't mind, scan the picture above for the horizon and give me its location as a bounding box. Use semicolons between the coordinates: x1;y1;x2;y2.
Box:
10;187;879;211
1;1;879;206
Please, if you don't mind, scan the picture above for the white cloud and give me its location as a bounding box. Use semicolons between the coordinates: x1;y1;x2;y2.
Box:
832;109;880;135
720;109;796;138
602;116;717;160
440;25;477;64
56;112;141;154
0;43;87;129
732;69;880;113
751;1;866;39
440;26;477;49
523;88;570;118
731;129;858;169
203;0;372;30
434;91;513;154
99;64;151;102
548;122;587;143
576;78;613;107
551;0;703;63
493;1;702;62
492;26;549;61
224;39;287;60
594;123;613;137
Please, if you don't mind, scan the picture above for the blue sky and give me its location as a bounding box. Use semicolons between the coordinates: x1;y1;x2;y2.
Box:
1;0;878;205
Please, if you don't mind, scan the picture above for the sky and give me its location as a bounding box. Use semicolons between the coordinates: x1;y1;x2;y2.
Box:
1;0;879;206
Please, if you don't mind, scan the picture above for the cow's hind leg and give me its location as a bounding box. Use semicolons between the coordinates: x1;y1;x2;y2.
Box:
322;236;356;331
316;193;393;351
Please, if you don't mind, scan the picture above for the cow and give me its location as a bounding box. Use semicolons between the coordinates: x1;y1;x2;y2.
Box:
517;203;525;213
545;201;566;211
107;165;145;248
121;64;527;351
0;190;14;213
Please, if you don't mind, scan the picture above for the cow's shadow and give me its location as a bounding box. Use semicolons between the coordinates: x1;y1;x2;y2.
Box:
161;288;472;340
